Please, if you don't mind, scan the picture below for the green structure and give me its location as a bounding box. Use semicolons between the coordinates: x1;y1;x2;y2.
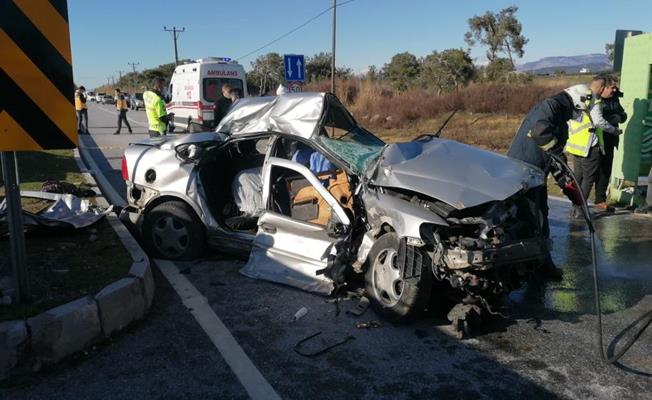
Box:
608;33;652;206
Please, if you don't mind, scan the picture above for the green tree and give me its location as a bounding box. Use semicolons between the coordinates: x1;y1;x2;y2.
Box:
306;52;353;82
248;53;284;95
381;52;420;90
464;5;528;69
484;58;514;81
419;49;475;93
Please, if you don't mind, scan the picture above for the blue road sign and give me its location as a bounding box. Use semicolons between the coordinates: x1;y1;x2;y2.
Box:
284;54;305;82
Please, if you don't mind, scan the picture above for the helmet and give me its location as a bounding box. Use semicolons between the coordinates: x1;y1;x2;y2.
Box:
564;84;594;110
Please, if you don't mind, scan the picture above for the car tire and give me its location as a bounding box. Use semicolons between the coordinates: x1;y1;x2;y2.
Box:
365;232;431;323
142;201;205;260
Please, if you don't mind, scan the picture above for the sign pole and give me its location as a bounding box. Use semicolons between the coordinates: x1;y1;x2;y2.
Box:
1;151;30;303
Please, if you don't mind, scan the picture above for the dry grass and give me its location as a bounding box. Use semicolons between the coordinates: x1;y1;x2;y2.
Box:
373;112;523;152
306;76;593;154
306;79;566;134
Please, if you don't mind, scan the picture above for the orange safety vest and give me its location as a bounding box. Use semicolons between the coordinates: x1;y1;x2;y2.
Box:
75;92;87;110
116;95;128;110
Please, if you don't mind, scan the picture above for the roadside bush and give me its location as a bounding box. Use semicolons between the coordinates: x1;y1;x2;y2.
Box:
307;78;565;130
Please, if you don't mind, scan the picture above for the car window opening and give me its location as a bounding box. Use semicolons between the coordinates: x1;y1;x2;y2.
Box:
269;165;353;227
198;136;269;233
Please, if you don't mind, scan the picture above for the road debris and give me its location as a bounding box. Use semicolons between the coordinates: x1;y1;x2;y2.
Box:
346;296;370;317
293;332;355;357
292;307;309;322
355;320;382;329
0;191;110;234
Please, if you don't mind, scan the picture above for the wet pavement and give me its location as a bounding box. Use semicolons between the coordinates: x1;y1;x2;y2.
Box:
7;102;650;399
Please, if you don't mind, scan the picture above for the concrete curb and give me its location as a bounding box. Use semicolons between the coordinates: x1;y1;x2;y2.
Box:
0;148;153;380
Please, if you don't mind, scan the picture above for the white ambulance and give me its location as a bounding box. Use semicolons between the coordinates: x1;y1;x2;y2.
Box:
167;57;247;132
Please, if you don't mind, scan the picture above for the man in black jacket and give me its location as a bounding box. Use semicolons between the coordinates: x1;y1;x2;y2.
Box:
507;89;578;278
213;84;233;128
594;91;627;212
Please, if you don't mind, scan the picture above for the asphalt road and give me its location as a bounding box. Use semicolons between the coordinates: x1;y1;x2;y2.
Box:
5;101;651;399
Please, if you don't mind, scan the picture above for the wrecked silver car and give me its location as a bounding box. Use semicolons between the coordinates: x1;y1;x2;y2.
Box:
122;92;548;323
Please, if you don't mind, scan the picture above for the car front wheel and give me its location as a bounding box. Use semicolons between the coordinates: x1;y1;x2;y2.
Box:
142;201;205;260
365;232;431;323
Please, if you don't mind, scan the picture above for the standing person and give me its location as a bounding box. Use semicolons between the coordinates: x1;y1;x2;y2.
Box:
566;74;621;218
113;89;132;135
75;86;88;134
230;87;242;103
594;86;628;212
143;77;173;138
507;83;594;278
213;84;232;128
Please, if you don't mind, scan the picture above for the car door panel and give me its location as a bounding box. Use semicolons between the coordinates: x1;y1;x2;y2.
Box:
240;157;350;295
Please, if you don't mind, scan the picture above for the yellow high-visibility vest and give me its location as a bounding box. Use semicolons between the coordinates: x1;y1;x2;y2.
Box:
564;111;604;157
143;90;167;135
75;93;87;110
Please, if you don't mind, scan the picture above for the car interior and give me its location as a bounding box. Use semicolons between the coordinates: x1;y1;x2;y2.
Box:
199;135;354;234
199;136;269;232
269;137;354;227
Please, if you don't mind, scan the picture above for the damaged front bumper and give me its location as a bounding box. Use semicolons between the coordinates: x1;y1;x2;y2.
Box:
442;237;548;271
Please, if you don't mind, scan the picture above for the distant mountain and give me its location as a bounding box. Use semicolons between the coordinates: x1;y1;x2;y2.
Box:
516;54;612;74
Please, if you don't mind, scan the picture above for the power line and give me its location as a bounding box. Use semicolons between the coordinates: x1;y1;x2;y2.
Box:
235;0;355;62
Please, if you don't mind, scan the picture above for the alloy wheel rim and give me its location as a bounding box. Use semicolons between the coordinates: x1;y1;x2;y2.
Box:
372;248;404;307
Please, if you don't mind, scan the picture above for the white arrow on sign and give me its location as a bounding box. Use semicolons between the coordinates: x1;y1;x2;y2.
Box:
296;58;303;80
287;57;293;78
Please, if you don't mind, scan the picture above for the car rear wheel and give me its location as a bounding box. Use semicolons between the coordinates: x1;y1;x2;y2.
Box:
365;232;431;323
142;201;205;260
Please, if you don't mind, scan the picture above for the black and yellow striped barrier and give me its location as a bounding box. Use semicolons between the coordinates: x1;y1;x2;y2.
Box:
0;0;77;151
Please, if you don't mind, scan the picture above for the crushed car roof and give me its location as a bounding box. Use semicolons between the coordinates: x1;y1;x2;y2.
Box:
216;92;326;139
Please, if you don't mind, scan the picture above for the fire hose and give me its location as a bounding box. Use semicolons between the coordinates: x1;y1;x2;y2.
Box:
549;153;652;367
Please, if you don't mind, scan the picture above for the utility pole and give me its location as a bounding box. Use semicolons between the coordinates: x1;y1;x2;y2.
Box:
127;61;140;74
110;75;115;86
331;0;336;94
128;62;140;91
116;70;124;82
106;76;111;87
164;26;185;65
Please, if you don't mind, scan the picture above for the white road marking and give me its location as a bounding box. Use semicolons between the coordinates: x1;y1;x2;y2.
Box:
93;103;149;128
156;259;282;400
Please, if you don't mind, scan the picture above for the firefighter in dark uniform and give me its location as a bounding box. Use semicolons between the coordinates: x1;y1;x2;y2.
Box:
507;86;586;278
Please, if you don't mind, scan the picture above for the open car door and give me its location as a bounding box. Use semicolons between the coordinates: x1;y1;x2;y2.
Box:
240;157;351;294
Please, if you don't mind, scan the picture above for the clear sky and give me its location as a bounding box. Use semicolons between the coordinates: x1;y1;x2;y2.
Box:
68;0;652;89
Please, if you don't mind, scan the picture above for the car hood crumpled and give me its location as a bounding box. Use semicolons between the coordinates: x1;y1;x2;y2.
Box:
371;138;545;210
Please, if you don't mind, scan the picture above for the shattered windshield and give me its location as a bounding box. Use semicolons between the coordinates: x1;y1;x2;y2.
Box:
317;100;385;174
